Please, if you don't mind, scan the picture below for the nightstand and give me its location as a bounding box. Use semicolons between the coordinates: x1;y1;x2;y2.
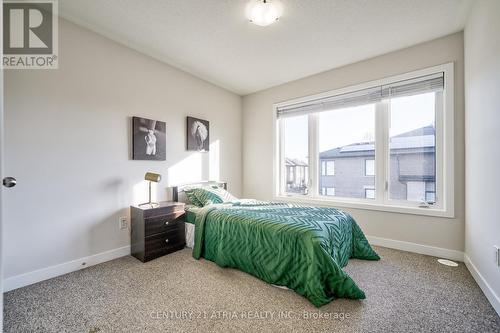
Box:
130;201;186;262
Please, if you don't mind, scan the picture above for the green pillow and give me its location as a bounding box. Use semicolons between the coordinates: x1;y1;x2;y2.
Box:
184;189;204;207
192;187;237;206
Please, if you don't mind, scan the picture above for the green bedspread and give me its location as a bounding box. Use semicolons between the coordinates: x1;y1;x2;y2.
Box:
192;200;379;307
185;208;197;224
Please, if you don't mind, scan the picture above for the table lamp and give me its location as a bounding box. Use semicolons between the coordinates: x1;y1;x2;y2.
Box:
139;172;161;208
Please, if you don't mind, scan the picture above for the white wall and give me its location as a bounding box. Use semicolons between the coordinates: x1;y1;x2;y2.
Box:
3;19;242;282
242;33;465;253
464;0;500;314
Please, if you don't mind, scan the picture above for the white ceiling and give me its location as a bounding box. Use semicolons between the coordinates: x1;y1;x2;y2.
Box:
59;0;472;95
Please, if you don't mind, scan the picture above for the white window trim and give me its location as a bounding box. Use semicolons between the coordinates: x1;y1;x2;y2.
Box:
272;63;455;218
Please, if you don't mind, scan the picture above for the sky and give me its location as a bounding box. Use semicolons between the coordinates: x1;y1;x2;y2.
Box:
283;92;436;161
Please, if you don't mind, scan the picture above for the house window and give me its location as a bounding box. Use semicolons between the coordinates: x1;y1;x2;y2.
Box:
321;187;335;196
365;159;375;176
276;64;454;217
288;167;294;183
365;187;375;199
425;191;436;203
321;160;335;176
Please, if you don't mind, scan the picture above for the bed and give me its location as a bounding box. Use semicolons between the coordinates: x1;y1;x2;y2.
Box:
173;181;379;307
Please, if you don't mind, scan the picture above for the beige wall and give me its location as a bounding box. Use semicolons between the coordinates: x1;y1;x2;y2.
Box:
242;32;465;252
3;19;242;279
464;0;500;312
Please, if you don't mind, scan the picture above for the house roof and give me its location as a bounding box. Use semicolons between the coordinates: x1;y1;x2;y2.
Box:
285;158;308;167
320;125;435;159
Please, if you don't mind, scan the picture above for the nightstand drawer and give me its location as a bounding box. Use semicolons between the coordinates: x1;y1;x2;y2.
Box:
144;228;185;261
143;204;184;219
144;211;185;236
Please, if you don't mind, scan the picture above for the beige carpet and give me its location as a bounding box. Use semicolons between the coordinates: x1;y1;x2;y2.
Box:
4;246;500;332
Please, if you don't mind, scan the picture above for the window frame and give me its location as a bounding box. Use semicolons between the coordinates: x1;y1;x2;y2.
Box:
273;63;455;218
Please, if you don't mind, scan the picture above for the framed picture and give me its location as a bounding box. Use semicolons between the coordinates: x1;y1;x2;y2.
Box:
132;116;166;160
187;116;209;152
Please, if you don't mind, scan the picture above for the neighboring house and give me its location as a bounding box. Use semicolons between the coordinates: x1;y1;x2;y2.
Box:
319;125;436;202
285;158;309;193
285;126;436;202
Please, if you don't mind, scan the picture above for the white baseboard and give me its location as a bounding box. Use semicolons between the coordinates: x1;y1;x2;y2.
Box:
369;236;500;316
367;235;465;262
464;255;500;316
3;245;131;292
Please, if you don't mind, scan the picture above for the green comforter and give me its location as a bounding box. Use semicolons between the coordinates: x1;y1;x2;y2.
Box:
192;200;379;307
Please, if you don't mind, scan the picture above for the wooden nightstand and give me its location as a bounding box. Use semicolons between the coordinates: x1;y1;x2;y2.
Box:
130;201;186;262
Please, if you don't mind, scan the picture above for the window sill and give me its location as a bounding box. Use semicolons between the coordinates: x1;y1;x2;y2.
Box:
273;195;454;218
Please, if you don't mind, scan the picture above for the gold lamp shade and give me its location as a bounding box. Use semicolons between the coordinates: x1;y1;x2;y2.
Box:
145;172;161;183
139;172;161;208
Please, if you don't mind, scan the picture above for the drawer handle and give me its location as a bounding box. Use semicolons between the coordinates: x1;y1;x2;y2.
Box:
165;239;169;243
165;221;169;225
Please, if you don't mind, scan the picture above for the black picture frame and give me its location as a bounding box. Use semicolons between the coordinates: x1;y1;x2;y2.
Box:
132;116;166;160
186;116;209;152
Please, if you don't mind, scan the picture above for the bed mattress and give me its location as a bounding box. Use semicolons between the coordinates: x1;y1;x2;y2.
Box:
184;205;202;248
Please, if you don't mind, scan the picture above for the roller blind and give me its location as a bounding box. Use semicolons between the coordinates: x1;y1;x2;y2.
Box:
276;72;444;118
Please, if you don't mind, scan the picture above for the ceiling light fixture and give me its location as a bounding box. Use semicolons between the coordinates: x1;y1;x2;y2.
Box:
246;0;283;27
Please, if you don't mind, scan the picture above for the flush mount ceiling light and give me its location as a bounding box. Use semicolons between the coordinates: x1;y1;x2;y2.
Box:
246;0;283;27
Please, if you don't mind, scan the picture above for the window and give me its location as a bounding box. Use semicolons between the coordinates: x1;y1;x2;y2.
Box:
389;92;437;204
282;115;308;195
321;187;335;196
426;191;436;203
321;160;335;176
318;104;375;199
275;64;454;217
287;167;294;183
365;159;375;176
365;187;375;199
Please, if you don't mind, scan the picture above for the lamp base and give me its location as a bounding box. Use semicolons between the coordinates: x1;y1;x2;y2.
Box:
139;201;160;208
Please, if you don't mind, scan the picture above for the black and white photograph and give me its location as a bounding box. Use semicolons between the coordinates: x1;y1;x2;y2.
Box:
187;116;209;152
132;116;166;160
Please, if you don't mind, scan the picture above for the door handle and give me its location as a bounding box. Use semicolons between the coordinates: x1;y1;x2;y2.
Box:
3;177;17;188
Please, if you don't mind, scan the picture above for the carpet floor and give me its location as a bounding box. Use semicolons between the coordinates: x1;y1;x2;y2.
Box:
3;246;500;333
